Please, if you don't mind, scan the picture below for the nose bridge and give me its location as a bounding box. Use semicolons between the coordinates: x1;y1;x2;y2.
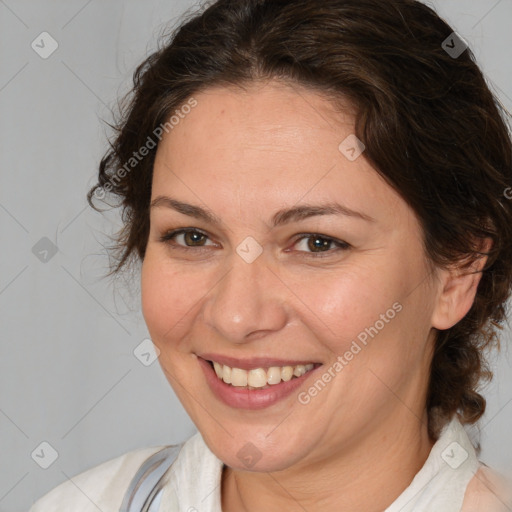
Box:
203;252;287;342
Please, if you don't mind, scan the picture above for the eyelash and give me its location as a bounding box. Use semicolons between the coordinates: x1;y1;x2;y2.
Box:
159;228;351;257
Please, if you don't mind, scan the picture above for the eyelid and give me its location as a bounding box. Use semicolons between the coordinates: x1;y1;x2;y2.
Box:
289;233;351;256
291;232;349;245
159;227;217;247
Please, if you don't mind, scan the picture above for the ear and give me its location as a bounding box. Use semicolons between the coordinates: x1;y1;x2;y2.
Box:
431;238;492;331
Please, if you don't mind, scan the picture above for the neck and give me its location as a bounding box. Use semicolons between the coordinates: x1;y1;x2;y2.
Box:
221;411;434;512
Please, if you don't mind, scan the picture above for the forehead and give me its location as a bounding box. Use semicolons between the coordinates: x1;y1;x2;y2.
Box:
159;81;355;156
151;81;404;223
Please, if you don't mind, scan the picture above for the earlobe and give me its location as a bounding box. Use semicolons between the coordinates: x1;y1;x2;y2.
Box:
431;238;492;331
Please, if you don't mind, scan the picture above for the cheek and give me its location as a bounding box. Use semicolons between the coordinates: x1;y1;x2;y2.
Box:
299;265;404;348
140;254;202;347
305;271;429;414
303;256;431;388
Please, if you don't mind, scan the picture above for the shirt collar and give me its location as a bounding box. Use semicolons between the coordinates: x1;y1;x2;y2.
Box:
161;415;478;512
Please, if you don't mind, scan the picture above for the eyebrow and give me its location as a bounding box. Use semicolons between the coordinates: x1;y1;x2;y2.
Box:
150;196;376;227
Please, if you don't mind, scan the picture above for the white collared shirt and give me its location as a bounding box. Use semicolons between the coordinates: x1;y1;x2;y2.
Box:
29;416;512;511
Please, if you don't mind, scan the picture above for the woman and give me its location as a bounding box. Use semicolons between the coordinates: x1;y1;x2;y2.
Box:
30;0;512;510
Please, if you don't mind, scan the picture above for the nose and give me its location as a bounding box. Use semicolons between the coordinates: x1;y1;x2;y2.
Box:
202;253;288;343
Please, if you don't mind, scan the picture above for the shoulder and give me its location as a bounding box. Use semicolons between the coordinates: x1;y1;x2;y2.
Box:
461;464;512;512
29;445;167;512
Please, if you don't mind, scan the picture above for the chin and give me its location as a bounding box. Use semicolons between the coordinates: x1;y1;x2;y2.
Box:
198;421;317;472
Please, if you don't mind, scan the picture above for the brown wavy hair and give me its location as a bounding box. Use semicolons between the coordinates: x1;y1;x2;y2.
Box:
88;0;512;439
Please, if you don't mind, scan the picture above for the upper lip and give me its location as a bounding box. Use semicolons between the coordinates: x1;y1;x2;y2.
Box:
198;353;321;370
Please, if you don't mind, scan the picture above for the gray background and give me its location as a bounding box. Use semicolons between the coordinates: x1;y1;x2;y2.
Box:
1;1;511;510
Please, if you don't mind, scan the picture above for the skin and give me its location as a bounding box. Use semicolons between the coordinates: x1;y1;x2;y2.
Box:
141;80;487;511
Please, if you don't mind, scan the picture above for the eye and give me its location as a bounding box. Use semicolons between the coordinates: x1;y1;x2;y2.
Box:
159;228;216;249
159;229;350;257
291;234;350;256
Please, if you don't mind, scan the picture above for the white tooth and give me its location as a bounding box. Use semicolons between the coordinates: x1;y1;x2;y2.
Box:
231;368;248;387
222;365;232;384
267;367;282;385
281;366;294;381
248;368;267;388
305;363;314;371
293;364;306;377
213;361;223;378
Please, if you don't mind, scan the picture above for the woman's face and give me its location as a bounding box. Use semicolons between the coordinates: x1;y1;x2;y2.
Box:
141;81;441;472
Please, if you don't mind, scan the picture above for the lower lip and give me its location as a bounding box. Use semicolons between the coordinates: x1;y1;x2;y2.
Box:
198;357;321;410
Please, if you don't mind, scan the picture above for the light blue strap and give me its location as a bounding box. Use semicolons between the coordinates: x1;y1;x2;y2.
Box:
119;445;181;512
146;488;163;512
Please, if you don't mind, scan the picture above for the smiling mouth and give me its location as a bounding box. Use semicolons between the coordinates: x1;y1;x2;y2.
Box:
207;360;321;390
